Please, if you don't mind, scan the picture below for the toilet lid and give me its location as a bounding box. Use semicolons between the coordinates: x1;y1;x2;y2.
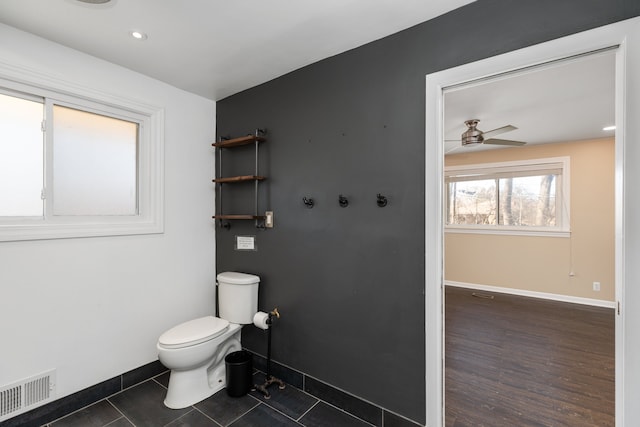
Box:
159;316;229;349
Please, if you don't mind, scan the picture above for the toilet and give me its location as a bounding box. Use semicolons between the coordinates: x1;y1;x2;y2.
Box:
157;272;260;409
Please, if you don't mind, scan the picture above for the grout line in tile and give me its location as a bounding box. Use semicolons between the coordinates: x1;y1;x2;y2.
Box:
251;387;316;422
223;399;262;426
161;408;195;427
114;377;156;396
312;400;378;427
153;370;170;379
247;392;263;404
192;407;224;427
256;401;306;426
152;376;168;390
47;397;111;426
151;370;170;390
296;400;320;422
103;415;126;426
381;409;422;427
107;398;136;427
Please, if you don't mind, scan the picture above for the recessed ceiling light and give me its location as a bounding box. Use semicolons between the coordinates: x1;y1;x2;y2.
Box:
76;0;112;3
129;30;148;41
602;125;616;131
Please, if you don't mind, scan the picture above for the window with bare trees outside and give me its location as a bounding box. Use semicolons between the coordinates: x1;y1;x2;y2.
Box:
445;157;570;236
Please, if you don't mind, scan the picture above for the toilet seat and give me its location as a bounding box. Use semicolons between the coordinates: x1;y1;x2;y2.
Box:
159;316;229;349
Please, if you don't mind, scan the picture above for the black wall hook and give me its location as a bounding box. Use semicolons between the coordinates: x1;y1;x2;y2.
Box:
303;197;315;208
377;193;388;207
339;194;349;208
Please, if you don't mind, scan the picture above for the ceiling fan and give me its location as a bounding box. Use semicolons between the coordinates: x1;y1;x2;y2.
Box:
446;119;526;153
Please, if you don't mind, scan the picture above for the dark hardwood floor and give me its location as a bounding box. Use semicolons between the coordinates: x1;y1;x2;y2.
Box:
445;286;615;427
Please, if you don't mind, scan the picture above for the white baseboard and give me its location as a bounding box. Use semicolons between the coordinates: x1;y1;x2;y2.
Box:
445;280;616;309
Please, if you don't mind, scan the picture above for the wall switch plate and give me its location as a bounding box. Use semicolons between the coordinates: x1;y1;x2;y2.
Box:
265;211;274;228
593;281;601;291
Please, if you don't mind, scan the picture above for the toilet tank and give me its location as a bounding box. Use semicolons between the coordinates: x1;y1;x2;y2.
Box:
217;272;260;324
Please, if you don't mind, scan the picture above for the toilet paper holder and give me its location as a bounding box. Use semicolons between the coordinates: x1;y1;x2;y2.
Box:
253;308;285;399
252;307;280;330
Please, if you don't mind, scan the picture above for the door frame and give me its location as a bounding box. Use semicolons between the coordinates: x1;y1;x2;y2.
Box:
425;17;640;427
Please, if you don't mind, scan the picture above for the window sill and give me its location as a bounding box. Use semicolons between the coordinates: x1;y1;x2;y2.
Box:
0;219;163;242
445;226;570;238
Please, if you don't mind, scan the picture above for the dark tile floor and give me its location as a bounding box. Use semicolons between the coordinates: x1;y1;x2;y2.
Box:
44;371;374;427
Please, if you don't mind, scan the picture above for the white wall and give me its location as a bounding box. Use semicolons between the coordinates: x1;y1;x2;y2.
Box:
0;24;216;399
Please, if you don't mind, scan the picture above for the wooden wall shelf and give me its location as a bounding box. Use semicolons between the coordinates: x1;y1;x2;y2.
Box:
212;134;266;148
213;129;267;228
212;215;266;220
213;175;266;184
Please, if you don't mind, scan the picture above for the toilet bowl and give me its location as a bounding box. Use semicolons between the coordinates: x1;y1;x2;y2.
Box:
156;272;260;408
157;317;242;408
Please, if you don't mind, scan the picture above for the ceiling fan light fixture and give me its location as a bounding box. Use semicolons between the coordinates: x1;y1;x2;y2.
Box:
450;119;525;151
461;119;484;146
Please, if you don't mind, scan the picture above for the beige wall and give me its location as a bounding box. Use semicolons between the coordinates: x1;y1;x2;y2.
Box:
445;138;615;301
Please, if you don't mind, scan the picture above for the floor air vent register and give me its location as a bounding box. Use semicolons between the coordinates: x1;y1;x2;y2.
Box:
0;370;56;422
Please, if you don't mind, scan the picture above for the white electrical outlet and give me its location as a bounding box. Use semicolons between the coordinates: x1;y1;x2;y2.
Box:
593;281;601;291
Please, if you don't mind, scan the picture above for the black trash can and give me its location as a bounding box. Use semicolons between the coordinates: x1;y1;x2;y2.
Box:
225;350;253;397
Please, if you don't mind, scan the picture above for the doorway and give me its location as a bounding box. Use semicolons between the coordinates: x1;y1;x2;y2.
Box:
441;49;616;425
425;17;640;427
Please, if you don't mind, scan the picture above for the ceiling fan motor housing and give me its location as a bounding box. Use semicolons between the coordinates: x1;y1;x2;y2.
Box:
462;119;484;145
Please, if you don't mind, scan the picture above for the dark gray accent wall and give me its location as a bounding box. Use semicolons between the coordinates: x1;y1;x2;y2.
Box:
216;1;640;423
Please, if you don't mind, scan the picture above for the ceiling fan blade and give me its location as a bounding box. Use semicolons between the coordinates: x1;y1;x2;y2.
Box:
482;125;517;139
483;138;526;146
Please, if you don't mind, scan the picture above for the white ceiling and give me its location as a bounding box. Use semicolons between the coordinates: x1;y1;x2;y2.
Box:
444;49;616;155
0;0;473;101
0;0;615;148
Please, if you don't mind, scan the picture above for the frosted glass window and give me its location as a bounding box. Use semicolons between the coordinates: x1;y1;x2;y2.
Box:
52;105;138;216
0;74;163;242
0;92;44;216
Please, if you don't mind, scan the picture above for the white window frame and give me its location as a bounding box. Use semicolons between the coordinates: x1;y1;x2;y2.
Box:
444;156;570;237
0;69;164;242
